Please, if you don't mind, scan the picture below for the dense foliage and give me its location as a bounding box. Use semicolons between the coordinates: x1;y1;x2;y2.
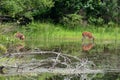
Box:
0;0;54;20
0;0;120;25
50;0;120;25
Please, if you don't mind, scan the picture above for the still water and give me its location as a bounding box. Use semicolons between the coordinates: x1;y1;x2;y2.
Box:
0;42;120;80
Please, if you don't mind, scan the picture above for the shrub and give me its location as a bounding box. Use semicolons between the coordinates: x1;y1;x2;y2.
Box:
108;21;116;27
88;17;104;25
0;0;54;20
0;44;7;55
49;0;82;22
60;14;83;29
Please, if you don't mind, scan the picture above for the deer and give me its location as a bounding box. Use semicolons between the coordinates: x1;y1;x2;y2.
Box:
14;32;25;40
14;32;25;52
82;31;95;43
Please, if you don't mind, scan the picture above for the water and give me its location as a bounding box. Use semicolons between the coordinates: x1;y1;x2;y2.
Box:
45;73;120;80
0;42;120;80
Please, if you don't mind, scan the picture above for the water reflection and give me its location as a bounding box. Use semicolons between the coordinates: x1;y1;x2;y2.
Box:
46;72;120;80
1;41;120;80
82;43;94;51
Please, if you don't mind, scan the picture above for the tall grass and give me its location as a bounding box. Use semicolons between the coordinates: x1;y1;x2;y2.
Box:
16;22;120;49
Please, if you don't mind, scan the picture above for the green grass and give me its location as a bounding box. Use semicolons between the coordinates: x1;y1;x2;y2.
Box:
19;22;120;48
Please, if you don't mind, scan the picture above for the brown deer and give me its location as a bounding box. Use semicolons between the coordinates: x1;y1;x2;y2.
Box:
14;32;25;40
82;31;94;43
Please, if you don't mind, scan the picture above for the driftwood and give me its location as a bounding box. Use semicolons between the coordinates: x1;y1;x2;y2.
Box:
0;51;119;77
0;51;95;74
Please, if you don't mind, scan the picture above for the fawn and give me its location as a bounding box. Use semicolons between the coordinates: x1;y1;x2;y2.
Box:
15;32;25;40
82;31;94;43
14;32;25;52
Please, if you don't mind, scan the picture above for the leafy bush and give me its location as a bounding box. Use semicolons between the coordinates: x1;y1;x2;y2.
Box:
0;44;7;55
0;0;54;20
107;21;116;27
50;0;120;24
0;0;23;16
60;14;83;29
88;17;104;25
0;0;120;25
49;0;83;22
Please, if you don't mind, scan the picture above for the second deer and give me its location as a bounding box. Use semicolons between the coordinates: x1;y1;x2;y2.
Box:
82;31;94;43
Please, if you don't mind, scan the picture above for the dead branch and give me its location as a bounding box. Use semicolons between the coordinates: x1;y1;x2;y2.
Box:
1;51;118;76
